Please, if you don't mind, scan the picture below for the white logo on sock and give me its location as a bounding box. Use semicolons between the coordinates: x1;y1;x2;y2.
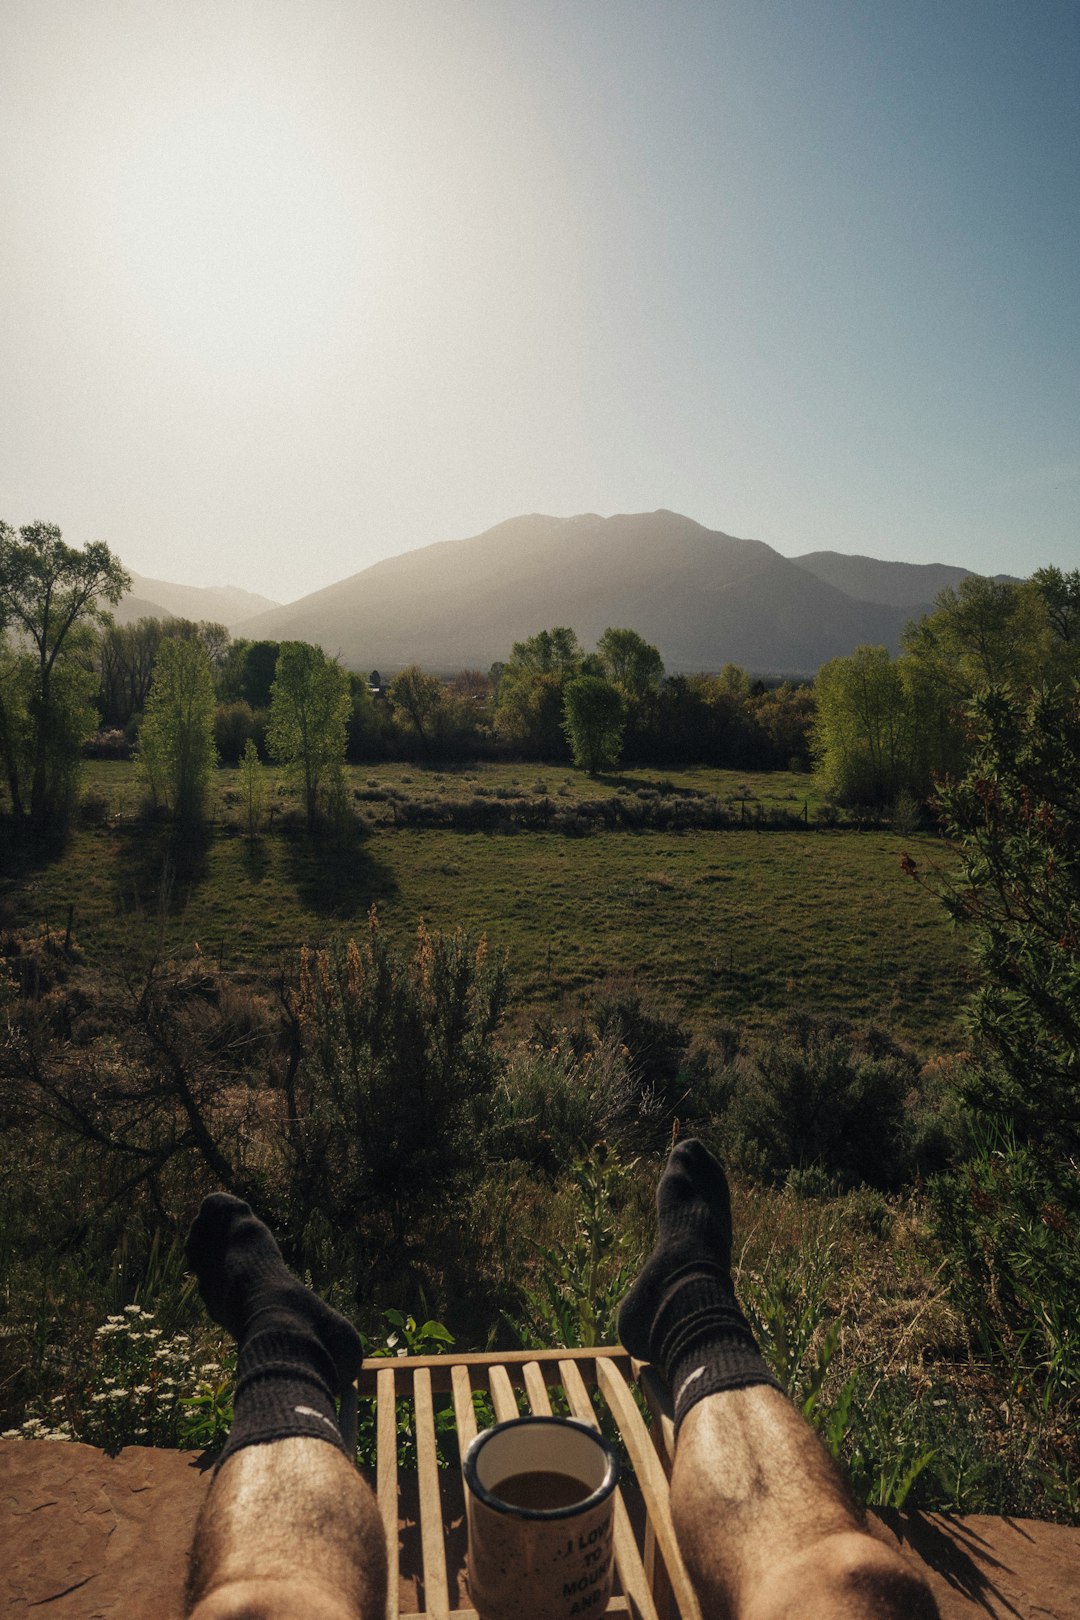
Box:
294;1404;338;1432
675;1366;706;1406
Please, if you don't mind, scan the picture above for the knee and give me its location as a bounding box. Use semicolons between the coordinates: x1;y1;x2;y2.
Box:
747;1530;939;1620
818;1532;939;1620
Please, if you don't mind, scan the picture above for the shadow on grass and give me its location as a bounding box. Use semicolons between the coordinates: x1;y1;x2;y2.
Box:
242;840;271;884
591;770;702;796
281;820;398;919
110;821;212;921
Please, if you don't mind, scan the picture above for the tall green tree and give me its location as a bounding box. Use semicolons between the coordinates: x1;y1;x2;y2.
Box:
494;627;583;758
267;642;349;831
0;521;129;827
596;627;664;702
508;626;581;674
926;683;1080;1392
902;575;1051;701
562;675;626;774
813;647;918;805
389;665;447;748
239;736;266;845
136;637;218;825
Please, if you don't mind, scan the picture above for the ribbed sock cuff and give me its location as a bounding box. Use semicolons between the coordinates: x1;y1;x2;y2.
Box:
652;1275;781;1434
216;1323;349;1469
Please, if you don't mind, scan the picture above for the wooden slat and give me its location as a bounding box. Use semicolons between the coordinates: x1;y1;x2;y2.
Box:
560;1360;659;1620
487;1362;519;1424
358;1345;629;1395
636;1363;677;1620
375;1366;399;1620
413;1368;450;1620
596;1359;702;1620
637;1363;676;1473
522;1359;553;1415
450;1363;478;1460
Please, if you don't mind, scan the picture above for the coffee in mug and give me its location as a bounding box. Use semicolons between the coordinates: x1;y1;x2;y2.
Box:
463;1416;619;1620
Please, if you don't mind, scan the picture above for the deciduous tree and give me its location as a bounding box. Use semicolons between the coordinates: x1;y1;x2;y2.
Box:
239;736;266;845
267;642;349;831
0;521;129;828
136;637;218;825
596;627;664;701
389;665;446;747
562;675;626;774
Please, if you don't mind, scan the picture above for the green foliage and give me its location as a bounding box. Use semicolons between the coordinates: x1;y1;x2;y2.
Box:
596;627;664;701
137;637;218;824
511;1154;639;1349
812;645;950;806
2;1307;233;1454
903;573;1062;699
926;682;1080;1428
724;1014;925;1190
509;626;582;674
0;520;129;828
355;1310;469;1470
267;641;350;831
219;639;280;709
285;914;508;1261
214;700;256;764
389;665;448;749
239;738;266;843
562;674;626;773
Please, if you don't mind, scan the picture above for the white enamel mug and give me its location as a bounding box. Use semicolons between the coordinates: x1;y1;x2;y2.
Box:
463;1416;620;1620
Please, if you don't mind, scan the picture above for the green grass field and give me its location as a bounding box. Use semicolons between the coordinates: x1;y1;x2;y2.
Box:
1;762;971;1048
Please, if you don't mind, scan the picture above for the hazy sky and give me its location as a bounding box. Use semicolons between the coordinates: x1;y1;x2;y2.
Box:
2;1;1077;603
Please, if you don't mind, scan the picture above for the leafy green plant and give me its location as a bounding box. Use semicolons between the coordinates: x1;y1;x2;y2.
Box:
355;1310;469;1470
512;1154;638;1350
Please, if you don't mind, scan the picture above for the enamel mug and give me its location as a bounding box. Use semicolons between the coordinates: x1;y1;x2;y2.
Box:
463;1415;620;1620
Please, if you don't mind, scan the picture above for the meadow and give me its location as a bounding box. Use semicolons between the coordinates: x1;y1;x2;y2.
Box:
2;758;1076;1521
3;760;971;1048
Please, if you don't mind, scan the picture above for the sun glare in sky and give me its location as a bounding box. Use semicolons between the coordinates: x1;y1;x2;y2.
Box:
1;1;1077;601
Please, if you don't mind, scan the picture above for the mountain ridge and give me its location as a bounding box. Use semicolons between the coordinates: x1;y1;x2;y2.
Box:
230;510;929;674
119;512;1009;675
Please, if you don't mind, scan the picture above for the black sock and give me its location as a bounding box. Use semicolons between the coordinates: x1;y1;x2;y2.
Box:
618;1140;780;1433
185;1193;361;1468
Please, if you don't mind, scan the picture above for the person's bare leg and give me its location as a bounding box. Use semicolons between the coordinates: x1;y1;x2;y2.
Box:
619;1141;937;1620
186;1438;386;1620
672;1387;935;1620
182;1194;388;1620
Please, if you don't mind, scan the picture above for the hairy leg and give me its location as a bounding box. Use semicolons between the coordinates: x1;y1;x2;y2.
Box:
672;1387;936;1620
183;1195;387;1620
186;1437;387;1620
620;1141;938;1620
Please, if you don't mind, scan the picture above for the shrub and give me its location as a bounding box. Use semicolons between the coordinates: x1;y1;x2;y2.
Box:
724;1014;921;1190
281;912;508;1270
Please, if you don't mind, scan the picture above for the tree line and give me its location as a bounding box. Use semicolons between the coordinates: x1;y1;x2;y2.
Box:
3;516;1077;834
813;568;1080;807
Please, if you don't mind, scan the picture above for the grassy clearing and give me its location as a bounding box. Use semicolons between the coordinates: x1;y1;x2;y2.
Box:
2;763;970;1047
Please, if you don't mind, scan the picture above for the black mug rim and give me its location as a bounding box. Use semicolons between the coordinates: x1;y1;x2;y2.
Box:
463;1415;620;1520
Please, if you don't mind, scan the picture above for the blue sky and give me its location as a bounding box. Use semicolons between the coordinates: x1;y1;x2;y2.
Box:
1;0;1076;600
